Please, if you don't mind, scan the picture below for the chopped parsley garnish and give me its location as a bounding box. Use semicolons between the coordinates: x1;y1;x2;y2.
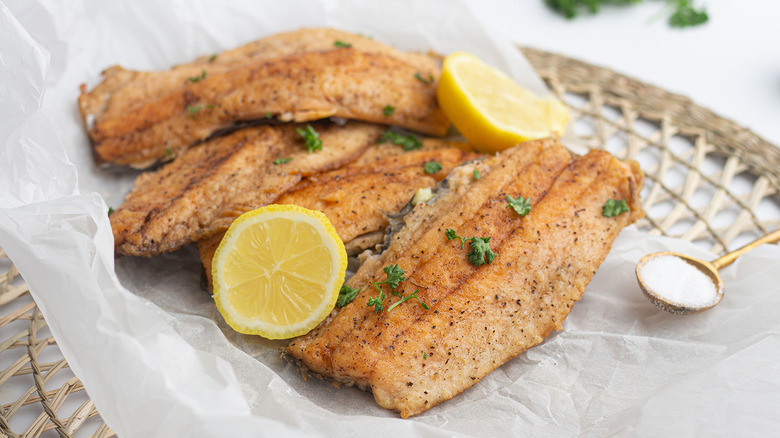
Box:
265;111;273;119
423;353;428;360
506;195;532;216
367;264;428;313
367;291;386;313
467;237;497;267
165;147;173;156
424;161;442;174
296;124;323;153
414;72;435;85
378;264;406;291
383;105;396;116
333;40;352;48
336;284;361;307
387;288;429;312
208;54;217;63
186;104;213;119
602;199;630;217
473;169;481;181
187;70;206;83
273;157;292;165
445;228;466;249
378;129;423;151
107;207;115;216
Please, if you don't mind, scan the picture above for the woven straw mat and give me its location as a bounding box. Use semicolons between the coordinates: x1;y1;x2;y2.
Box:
1;48;779;437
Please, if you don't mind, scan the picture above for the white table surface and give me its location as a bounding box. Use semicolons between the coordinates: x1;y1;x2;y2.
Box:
464;0;780;148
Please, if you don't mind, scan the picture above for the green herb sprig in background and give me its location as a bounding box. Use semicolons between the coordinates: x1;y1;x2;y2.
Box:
545;0;708;28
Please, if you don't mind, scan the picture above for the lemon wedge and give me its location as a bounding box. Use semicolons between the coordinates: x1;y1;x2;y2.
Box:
437;52;569;153
212;204;347;339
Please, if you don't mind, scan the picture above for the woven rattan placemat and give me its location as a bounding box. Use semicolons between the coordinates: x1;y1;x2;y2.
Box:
1;48;779;437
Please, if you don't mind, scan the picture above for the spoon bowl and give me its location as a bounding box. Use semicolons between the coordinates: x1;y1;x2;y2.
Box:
635;228;780;314
636;251;724;314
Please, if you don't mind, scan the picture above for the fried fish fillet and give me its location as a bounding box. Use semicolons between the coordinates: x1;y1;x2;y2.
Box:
111;122;383;256
284;138;644;418
79;29;448;168
198;139;481;290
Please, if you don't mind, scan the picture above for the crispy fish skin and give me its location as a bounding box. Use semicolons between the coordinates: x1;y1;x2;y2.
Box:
82;38;447;168
112;122;383;256
198;140;480;290
285;139;644;418
79;28;440;128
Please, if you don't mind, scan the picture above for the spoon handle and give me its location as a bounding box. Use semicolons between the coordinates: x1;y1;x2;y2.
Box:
711;228;780;270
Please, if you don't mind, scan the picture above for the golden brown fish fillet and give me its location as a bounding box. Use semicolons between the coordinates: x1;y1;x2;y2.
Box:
284;138;644;418
198;140;481;290
80;30;448;168
79;28;440;127
111;122;383;256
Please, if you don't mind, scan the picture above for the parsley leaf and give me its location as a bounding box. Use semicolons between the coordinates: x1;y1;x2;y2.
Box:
414;72;435;85
668;0;708;27
107;206;115;216
273;157;292;165
506;195;532;216
467;237;497;267
545;0;708;28
424;161;442;174
445;228;466;249
208;54;217;63
186;104;213;119
473;169;481;181
387;288;429;312
165;147;173;156
296;124;323;153
367;291;386;313
602;199;630;217
187;70;206;83
378;129;423;151
337;284;361;307
381;264;406;290
383;105;396;116
366;264;430;313
265;111;273;119
334;40;352;48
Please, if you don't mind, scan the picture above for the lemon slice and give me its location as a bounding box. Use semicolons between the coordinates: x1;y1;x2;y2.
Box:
212;204;347;339
437;52;569;153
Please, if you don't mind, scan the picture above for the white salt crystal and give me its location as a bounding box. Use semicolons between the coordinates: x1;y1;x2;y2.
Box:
640;255;719;308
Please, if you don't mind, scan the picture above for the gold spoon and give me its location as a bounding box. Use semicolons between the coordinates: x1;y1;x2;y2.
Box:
636;228;780;314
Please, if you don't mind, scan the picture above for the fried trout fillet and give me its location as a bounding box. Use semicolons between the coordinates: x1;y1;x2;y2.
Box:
284;138;644;418
111;122;383;256
198;140;481;290
79;28;448;168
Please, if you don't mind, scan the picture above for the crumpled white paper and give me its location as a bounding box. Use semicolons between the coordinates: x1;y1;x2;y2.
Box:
1;1;779;437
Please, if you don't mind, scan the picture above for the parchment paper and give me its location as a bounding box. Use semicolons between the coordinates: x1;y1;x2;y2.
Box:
1;1;779;436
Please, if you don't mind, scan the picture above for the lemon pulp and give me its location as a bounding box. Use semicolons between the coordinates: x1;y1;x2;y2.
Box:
437;52;569;153
212;204;347;339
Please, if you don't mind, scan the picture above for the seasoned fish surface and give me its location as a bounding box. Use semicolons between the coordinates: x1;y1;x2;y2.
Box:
111;122;382;256
79;28;440;125
80;29;448;168
285;138;644;418
198;140;480;289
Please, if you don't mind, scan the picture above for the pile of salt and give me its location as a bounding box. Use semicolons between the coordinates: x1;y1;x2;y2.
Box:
639;255;720;308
